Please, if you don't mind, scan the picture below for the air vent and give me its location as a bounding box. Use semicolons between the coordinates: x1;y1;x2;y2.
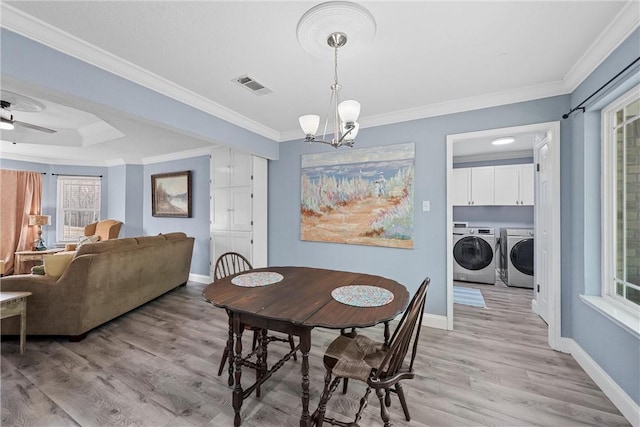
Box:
233;74;273;96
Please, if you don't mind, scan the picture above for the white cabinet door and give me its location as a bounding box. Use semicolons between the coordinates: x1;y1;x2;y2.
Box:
212;148;253;188
211;188;230;229
212;231;252;264
470;167;494;205
211;187;252;231
493;164;534;205
451;168;471;205
520;164;535;205
493;165;520;205
230;187;253;231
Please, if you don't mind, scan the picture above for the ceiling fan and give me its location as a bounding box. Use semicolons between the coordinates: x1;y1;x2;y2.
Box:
1;100;57;133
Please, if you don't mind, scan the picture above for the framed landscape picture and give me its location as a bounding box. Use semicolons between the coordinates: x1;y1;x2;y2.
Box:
151;170;192;217
301;142;415;248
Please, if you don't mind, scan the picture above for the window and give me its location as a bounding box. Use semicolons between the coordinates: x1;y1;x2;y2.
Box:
56;176;101;242
602;85;639;308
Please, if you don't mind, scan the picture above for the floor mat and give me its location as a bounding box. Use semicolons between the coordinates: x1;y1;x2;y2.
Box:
453;286;486;308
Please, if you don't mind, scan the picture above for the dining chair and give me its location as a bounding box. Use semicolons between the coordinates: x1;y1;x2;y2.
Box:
313;277;430;427
213;252;297;389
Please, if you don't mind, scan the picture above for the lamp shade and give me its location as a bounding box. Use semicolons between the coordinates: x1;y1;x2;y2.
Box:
299;114;320;136
28;215;51;226
338;100;361;123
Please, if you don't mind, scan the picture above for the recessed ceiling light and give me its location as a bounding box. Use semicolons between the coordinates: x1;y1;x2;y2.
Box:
492;137;515;145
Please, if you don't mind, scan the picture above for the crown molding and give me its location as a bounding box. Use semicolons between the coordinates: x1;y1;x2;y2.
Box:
0;150;110;166
141;146;214;165
563;1;640;92
0;4;280;142
280;80;568;142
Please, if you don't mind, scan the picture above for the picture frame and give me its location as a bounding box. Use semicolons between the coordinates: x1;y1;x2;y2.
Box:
151;170;192;217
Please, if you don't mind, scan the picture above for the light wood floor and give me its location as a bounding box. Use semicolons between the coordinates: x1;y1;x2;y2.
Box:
1;280;630;427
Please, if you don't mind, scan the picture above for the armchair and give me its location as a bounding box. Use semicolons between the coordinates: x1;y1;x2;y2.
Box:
64;219;122;251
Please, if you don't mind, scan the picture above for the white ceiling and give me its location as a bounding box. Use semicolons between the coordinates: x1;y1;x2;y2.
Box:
0;1;638;164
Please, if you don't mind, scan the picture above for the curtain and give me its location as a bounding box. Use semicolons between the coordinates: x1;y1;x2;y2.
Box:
0;170;43;275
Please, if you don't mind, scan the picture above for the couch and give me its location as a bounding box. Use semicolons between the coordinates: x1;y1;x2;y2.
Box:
0;232;194;340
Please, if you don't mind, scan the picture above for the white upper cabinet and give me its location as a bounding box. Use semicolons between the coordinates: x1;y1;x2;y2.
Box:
212;148;252;188
452;167;494;206
494;164;534;205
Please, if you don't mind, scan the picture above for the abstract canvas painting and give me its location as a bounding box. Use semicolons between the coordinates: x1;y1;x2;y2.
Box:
301;142;414;248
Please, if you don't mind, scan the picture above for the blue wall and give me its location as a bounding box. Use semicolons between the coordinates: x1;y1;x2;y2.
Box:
143;156;210;276
269;95;568;317
563;28;640;404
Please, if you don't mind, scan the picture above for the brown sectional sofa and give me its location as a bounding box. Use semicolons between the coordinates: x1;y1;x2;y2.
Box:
0;232;195;340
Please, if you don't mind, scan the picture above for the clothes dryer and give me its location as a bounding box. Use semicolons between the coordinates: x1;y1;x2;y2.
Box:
500;228;534;288
453;227;496;285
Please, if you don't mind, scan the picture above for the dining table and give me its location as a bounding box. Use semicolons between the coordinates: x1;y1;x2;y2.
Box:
202;266;409;427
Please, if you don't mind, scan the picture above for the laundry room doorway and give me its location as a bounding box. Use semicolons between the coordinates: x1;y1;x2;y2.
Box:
446;121;562;351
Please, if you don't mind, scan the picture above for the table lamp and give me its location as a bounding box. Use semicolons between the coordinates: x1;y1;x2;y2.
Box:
28;214;51;251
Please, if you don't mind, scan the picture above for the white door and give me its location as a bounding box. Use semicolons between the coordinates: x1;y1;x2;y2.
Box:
534;139;550;323
494;165;520;205
520;164;535;205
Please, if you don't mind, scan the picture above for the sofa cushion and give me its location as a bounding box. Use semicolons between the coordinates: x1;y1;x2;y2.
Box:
160;232;187;241
43;253;75;278
135;235;166;246
76;238;138;257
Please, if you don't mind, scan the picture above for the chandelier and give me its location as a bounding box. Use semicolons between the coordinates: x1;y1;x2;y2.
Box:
296;2;376;149
298;32;360;148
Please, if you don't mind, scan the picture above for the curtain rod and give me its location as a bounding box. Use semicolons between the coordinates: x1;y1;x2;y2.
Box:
51;173;103;178
562;56;640;119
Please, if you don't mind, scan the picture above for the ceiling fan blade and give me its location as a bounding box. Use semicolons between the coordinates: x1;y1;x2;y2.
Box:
13;120;57;133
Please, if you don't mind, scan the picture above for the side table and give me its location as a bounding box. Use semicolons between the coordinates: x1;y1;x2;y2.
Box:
0;292;32;354
14;248;64;274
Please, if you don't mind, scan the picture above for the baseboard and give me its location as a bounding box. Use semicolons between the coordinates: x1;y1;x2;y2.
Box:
422;313;448;330
564;338;640;427
189;273;212;284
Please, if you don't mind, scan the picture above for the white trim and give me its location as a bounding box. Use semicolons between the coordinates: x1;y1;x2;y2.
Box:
446;121;562;350
563;337;640;427
188;273;212;284
141;147;215;165
601;85;640;310
421;313;448;330
0;4;280;143
580;295;640;339
563;2;640;92
0;151;110;167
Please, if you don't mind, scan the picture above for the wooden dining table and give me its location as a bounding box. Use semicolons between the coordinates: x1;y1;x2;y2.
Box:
202;266;409;427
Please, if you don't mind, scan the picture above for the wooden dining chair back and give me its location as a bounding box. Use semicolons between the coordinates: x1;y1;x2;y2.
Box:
213;252;297;392
213;252;252;281
314;277;430;427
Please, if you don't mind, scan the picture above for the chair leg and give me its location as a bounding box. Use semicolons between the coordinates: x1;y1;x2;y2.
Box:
288;334;297;361
396;382;411;421
353;386;371;425
375;387;391;427
222;314;235;386
342;378;349;394
385;389;391;407
316;370;333;427
252;329;259;350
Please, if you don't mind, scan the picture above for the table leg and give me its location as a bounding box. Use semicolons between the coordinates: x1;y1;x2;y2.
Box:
299;329;312;427
19;298;27;354
232;314;244;427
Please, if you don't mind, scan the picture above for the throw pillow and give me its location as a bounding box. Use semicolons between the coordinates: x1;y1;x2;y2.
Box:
31;265;45;275
43;253;74;278
77;234;100;248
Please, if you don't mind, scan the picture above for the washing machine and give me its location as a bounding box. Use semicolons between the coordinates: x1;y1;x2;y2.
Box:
453;227;496;285
500;228;534;288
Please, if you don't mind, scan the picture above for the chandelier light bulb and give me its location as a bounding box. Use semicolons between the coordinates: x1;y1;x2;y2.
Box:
342;122;360;142
338;100;360;123
299;115;320;138
0;120;15;130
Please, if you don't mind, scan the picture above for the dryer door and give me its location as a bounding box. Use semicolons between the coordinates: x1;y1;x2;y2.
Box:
453;236;493;270
510;238;534;276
